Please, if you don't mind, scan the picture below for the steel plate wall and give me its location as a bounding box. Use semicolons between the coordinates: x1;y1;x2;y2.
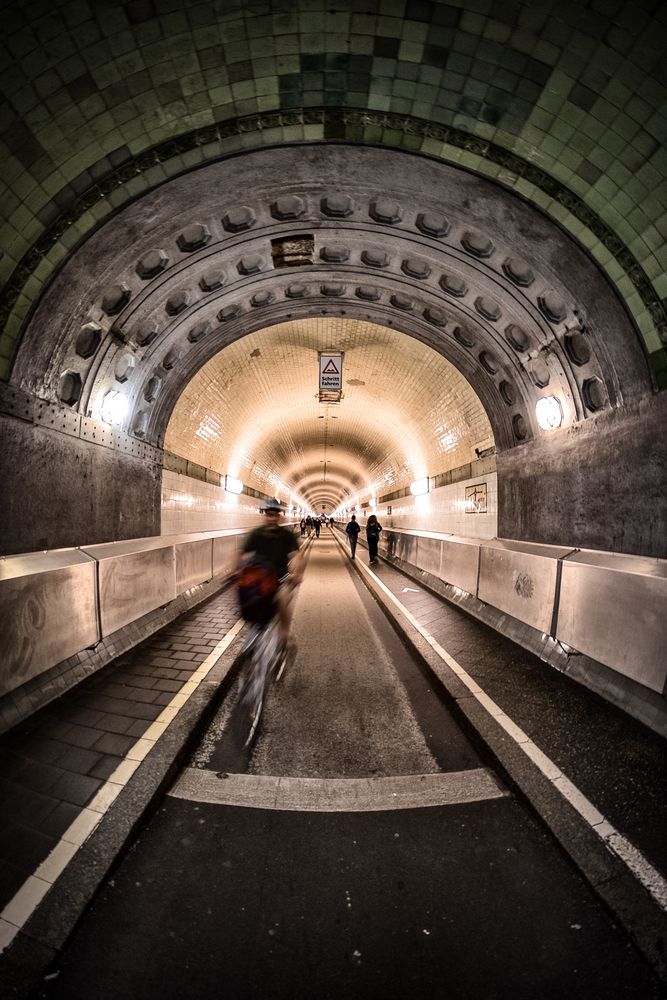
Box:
381;529;418;566
212;532;240;577
557;552;667;694
440;536;481;595
83;540;177;637
0;550;99;697
174;536;214;592
478;539;574;634
6;526;667;711
416;535;444;578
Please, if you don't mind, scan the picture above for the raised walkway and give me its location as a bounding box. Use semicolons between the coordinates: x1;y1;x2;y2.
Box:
0;527;665;996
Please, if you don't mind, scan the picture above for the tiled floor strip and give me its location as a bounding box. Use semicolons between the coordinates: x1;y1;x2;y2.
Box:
355;555;667;913
0;616;244;954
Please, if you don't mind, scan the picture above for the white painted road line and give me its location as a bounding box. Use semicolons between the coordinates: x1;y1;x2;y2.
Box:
0;616;246;955
357;555;667;913
170;767;508;811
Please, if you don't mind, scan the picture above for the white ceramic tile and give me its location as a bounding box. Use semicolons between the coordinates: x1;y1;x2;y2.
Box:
0;917;19;952
61;808;102;847
2;876;51;926
34;840;79;884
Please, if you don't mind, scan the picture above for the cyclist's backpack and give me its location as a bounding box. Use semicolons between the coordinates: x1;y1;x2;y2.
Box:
235;557;279;623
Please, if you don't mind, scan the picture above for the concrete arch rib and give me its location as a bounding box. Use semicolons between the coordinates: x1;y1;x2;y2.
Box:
13;145;650;455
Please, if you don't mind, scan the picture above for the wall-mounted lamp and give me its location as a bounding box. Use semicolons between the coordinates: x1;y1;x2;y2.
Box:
100;390;128;425
410;477;430;496
224;475;243;495
369;498;377;508
535;396;563;430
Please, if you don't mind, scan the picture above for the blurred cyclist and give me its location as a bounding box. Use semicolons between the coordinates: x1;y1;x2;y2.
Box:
235;498;303;648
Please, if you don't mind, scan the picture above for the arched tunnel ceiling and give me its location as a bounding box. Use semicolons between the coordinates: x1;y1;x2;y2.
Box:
163;317;494;508
0;0;666;392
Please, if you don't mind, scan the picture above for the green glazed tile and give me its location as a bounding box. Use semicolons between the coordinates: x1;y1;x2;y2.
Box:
274;36;301;56
401;21;428;43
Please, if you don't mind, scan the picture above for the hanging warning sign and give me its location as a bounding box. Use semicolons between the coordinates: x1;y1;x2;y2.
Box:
319;353;343;390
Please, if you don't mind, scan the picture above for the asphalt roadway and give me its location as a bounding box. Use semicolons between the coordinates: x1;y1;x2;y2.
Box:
31;533;663;1000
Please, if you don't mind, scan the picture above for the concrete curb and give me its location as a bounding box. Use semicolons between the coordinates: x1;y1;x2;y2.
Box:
334;532;667;988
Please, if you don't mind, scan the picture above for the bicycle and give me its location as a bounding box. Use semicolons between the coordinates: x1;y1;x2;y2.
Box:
234;604;289;748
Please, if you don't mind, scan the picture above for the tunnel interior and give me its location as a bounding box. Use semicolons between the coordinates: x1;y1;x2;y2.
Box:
163;317;495;520
0;0;665;776
4;143;664;557
0;1;665;559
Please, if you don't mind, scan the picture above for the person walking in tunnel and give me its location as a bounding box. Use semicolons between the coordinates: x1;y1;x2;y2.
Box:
299;517;306;537
314;517;321;538
235;498;304;649
366;513;383;564
345;513;361;559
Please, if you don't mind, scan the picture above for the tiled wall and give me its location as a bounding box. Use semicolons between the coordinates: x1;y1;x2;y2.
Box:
162;467;498;540
349;471;498;539
164;318;494;504
161;469;263;535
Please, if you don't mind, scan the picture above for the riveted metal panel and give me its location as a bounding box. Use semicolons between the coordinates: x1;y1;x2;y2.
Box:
0;549;98;697
478;538;573;633
557;551;667;693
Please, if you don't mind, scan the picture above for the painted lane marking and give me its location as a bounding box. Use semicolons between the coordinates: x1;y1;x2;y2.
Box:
169;767;507;811
0;616;246;955
356;557;667;913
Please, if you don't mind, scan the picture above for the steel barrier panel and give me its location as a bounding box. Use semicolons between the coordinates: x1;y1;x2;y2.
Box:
416;535;443;578
174;537;214;592
478;539;573;633
440;536;481;595
83;539;177;637
381;529;418;565
0;550;99;697
557;552;667;693
212;532;240;578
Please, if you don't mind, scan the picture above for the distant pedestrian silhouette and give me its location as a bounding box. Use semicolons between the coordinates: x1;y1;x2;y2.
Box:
345;514;361;559
366;514;382;564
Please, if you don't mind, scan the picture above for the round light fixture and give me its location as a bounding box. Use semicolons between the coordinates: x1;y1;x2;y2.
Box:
535;395;563;430
100;390;128;425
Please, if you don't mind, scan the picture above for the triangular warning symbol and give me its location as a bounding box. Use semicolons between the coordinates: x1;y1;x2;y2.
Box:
322;359;340;374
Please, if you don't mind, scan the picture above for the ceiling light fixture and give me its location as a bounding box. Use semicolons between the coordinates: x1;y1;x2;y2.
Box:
535;396;563;430
224;475;243;495
410;477;430;496
100;390;128;425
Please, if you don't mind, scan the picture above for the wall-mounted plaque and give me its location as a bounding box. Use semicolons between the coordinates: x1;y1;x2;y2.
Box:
465;482;487;513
